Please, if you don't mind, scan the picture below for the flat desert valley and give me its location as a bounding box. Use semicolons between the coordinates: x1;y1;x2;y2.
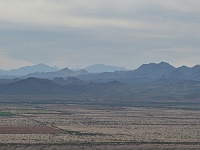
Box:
0;103;200;150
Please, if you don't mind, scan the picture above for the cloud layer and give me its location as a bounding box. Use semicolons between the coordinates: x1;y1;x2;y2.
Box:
0;0;200;69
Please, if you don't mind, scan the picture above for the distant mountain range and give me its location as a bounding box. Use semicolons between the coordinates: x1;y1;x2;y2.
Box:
0;62;200;83
25;67;88;79
78;62;200;82
0;64;58;76
83;64;128;73
0;64;128;78
0;76;200;102
1;62;200;82
1;61;200;102
0;77;125;96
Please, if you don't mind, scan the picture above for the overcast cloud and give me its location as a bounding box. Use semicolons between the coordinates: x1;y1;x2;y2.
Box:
0;0;200;70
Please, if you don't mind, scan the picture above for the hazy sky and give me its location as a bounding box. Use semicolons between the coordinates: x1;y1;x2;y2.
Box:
0;0;200;70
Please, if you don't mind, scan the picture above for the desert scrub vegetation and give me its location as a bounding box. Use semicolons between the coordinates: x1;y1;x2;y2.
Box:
0;104;200;144
0;117;42;126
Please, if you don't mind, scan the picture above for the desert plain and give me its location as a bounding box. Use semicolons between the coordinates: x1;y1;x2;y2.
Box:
0;103;200;150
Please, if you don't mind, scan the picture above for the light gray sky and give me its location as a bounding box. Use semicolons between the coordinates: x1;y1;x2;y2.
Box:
0;0;200;70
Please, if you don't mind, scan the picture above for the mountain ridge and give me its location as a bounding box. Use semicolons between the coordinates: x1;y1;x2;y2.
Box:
1;77;200;101
1;62;200;82
24;67;89;79
78;62;200;82
0;64;59;76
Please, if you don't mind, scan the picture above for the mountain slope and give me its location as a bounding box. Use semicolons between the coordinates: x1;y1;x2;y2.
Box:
0;77;66;95
52;77;85;86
